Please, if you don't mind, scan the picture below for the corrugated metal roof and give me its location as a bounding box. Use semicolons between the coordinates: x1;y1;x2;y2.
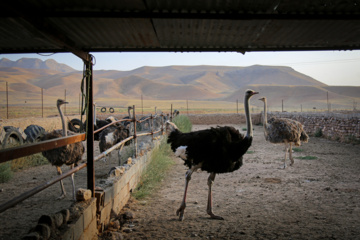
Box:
1;0;360;58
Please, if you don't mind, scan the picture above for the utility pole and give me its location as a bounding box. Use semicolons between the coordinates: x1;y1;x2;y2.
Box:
282;99;284;112
186;99;189;115
327;91;330;112
236;99;238;114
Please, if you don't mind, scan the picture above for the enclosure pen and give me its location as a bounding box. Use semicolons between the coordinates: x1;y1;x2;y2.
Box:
0;105;170;214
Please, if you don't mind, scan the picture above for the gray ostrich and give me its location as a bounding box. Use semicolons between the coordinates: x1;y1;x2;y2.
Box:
41;99;85;200
259;97;309;168
99;123;130;164
166;89;259;221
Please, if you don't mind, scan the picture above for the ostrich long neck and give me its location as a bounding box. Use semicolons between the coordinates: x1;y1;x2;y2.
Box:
244;95;253;138
262;99;268;130
58;104;67;137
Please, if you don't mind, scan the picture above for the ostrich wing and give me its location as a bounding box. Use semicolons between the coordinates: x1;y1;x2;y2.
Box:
168;126;252;173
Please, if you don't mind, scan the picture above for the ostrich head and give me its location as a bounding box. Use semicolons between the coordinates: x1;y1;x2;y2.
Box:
258;97;267;103
106;116;117;123
245;89;259;99
165;121;178;136
57;99;68;107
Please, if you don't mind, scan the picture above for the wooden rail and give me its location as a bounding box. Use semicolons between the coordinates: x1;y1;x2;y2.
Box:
0;134;86;163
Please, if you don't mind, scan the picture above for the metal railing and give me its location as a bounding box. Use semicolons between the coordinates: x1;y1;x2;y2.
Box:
0;106;171;213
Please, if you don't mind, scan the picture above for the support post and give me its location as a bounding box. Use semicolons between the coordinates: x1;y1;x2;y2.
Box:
132;105;137;158
64;89;67;115
6;81;8;119
170;104;173;121
41;88;43;118
141;94;143;115
85;57;95;197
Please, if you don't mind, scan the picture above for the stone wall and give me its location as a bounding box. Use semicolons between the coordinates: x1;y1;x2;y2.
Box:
266;112;360;142
187;113;262;125
187;112;359;142
23;137;161;240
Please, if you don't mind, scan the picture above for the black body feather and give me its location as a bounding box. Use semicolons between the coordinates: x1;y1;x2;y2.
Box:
41;130;85;166
99;125;130;153
167;126;252;174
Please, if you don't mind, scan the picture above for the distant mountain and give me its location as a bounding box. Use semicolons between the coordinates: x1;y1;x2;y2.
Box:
0;58;76;73
122;65;325;88
0;57;359;109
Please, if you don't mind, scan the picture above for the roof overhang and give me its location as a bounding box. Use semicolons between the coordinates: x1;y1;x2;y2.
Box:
1;0;360;62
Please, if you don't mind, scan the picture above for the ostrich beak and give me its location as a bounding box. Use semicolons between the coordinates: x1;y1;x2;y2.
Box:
253;91;259;95
64;101;69;104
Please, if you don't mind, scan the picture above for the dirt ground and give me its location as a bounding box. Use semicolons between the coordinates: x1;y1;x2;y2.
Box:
115;124;360;240
0;115;360;240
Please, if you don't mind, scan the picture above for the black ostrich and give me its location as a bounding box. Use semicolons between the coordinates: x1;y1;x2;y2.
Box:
41;99;85;200
94;116;117;141
121;106;133;129
166;89;259;221
99;124;130;153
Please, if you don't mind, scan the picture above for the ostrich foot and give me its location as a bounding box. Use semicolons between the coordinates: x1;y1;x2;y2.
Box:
57;194;66;200
176;204;186;221
208;213;224;220
279;163;287;169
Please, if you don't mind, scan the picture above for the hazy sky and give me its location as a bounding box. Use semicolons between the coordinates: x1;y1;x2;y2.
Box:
1;50;360;86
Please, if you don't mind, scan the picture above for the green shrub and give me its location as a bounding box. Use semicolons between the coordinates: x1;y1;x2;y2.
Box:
132;114;192;200
293;148;303;152
11;153;48;171
314;128;323;137
0;153;49;183
345;135;360;144
295;156;318;160
132;138;174;200
0;162;12;183
172;115;192;133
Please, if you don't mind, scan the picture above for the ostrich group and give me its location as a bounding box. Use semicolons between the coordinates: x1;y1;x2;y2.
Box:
259;97;309;168
165;90;310;220
41;99;84;201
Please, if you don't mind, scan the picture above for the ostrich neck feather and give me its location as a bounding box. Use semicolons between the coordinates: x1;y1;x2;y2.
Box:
57;103;67;137
244;94;253;138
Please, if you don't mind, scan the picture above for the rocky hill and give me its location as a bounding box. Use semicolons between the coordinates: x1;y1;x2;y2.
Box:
0;57;359;109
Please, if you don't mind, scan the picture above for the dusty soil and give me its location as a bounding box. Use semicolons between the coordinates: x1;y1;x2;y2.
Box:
115;124;360;240
0;115;360;240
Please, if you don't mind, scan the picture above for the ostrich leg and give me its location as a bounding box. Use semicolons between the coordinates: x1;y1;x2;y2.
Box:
177;164;201;221
206;172;224;220
289;143;294;166
56;166;66;199
70;164;76;201
282;143;288;169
